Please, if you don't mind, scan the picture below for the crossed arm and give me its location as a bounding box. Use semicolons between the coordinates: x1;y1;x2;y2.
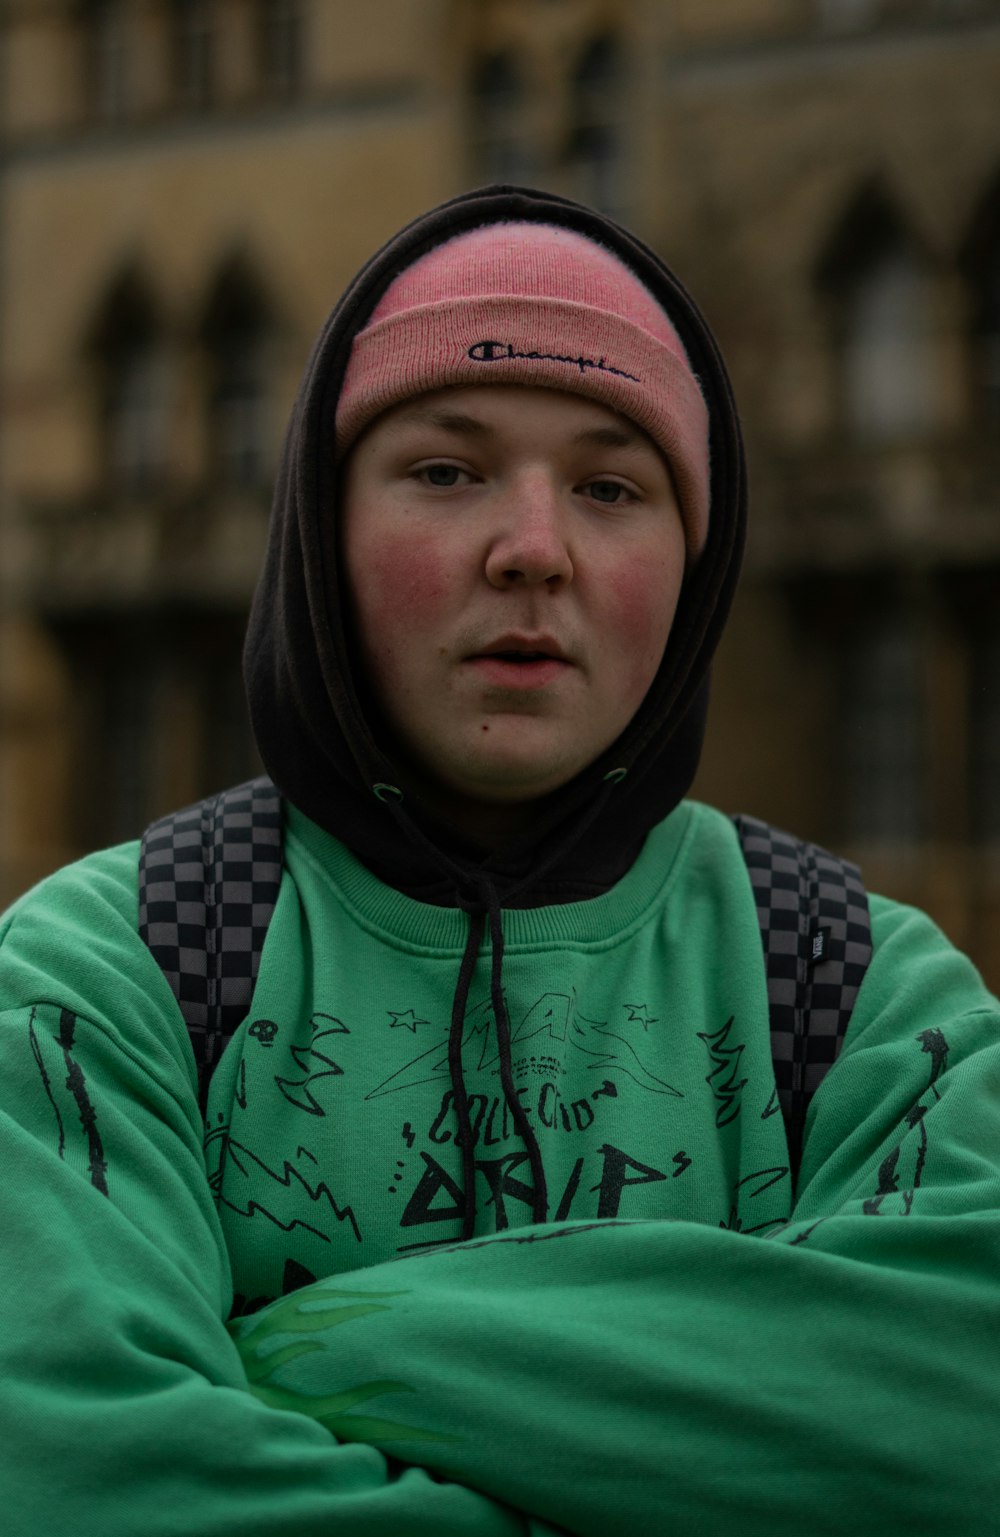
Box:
3;854;1000;1535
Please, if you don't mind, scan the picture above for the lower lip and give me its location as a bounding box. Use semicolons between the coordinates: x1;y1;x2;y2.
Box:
468;657;570;689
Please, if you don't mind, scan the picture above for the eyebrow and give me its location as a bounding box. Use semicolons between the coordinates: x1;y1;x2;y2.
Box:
570;424;644;451
386;406;649;452
387;407;494;437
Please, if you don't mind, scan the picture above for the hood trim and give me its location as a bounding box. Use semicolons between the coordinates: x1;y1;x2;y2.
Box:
243;184;746;904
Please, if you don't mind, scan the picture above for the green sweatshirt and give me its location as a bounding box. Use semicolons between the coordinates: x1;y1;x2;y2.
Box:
2;799;999;1535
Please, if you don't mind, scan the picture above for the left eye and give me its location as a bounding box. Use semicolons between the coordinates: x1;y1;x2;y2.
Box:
583;479;629;504
421;464;464;487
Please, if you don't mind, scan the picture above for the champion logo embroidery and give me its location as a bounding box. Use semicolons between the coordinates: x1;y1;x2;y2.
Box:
467;339;641;382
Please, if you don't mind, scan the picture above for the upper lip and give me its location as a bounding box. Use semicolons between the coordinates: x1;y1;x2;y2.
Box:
470;633;572;663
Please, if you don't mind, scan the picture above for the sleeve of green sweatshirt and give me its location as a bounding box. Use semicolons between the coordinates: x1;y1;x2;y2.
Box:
226;893;1000;1537
0;847;562;1537
4;848;1000;1537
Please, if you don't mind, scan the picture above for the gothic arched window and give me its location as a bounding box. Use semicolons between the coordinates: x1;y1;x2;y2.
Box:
960;172;1000;427
565;34;627;216
83;0;130;123
470;51;534;183
200;259;273;489
843;248;935;440
818;186;937;443
170;0;215;112
87;267;169;494
841;598;928;847
257;0;303;99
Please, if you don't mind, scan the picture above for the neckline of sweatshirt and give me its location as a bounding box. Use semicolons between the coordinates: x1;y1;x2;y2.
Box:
284;797;714;956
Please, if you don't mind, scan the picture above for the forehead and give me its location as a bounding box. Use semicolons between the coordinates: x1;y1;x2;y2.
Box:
358;384;658;451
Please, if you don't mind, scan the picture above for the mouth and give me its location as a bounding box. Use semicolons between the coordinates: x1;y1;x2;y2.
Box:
481;651;557;663
470;635;571;665
465;635;573;690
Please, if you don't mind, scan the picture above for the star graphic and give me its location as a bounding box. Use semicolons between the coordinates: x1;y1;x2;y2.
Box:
624;1003;658;1031
388;1009;429;1033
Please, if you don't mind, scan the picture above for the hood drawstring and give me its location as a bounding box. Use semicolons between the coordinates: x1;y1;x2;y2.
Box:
452;874;548;1240
447;901;485;1236
379;773;624;1241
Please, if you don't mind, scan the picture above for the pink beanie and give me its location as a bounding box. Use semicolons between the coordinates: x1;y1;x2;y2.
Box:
335;222;711;555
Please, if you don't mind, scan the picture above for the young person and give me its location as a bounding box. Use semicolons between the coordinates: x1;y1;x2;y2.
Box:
2;185;999;1536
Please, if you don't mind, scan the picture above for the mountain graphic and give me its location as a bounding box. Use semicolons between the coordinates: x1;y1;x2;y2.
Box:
366;999;495;1100
367;991;682;1100
566;1017;684;1097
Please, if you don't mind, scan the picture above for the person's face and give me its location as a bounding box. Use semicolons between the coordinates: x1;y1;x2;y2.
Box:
341;385;686;846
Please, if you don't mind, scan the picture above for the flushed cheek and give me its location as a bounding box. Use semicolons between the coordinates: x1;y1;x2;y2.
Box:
355;536;456;650
601;559;680;695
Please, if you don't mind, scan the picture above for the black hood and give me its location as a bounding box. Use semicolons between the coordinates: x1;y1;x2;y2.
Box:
243;184;746;907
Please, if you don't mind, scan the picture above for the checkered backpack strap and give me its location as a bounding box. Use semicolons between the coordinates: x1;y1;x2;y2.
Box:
139;777;283;1106
732;814;872;1180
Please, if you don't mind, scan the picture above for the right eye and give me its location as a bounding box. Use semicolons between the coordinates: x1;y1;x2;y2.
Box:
416;462;468;488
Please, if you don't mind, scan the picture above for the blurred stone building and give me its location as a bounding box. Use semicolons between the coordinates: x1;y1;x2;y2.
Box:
1;0;999;983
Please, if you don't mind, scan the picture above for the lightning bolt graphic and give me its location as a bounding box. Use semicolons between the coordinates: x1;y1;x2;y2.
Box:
207;1132;361;1243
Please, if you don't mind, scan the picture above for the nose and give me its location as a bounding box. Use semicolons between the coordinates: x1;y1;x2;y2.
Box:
484;472;574;590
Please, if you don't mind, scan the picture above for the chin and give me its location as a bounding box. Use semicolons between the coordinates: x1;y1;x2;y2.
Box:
449;759;585;806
